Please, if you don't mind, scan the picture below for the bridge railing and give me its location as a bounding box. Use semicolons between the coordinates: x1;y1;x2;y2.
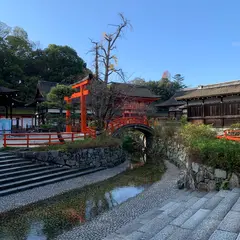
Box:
217;129;240;142
2;132;88;148
107;117;149;133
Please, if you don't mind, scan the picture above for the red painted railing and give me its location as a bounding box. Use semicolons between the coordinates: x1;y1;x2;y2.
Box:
107;117;149;134
217;129;240;142
3;132;89;148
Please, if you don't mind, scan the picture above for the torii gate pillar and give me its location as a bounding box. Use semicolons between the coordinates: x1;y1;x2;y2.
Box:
65;76;90;133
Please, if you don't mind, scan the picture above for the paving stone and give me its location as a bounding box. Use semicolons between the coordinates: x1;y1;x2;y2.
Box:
159;201;176;211
209;230;238;240
190;197;208;210
116;221;144;236
184;197;200;208
124;231;143;240
201;196;223;210
181;209;211;229
208;192;239;220
137;214;174;239
163;202;182;215
167;227;191;240
168;205;187;218
204;191;218;199
186;218;221;240
232;197;240;212
138;208;163;224
232;188;240;193
150;225;178;240
103;233;125;240
215;190;231;197
171;208;198;226
218;210;240;233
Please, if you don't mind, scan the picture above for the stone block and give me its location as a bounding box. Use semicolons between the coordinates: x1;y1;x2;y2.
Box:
209;230;238;240
207;180;217;191
116;221;143;236
181;209;211;229
232;197;240;212
214;169;227;179
171;208;198;226
190;197;208;210
138;214;173;234
218;210;240;233
229;173;240;189
167;227;191;240
150;225;178;240
192;162;199;173
187;218;221;240
202;196;223;210
208;192;239;220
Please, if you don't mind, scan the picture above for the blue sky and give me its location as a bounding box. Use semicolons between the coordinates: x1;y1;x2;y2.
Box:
1;0;240;87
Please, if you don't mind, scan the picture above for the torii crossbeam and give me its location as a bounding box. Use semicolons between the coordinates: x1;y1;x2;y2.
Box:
64;77;90;133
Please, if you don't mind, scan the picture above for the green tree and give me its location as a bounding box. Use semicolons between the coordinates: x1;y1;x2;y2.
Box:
0;21;90;103
45;84;75;132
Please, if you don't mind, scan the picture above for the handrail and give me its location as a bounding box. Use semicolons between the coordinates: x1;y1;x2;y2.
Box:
3;132;87;148
108;117;149;133
217;129;240;142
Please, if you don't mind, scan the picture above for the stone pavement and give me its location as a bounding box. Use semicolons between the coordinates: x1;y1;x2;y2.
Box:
56;161;240;240
103;188;240;240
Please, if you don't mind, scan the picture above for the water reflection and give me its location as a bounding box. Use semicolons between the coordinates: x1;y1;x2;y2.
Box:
0;157;164;240
0;185;146;240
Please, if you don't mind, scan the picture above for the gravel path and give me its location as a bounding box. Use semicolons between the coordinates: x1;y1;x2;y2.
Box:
0;161;129;214
56;161;181;240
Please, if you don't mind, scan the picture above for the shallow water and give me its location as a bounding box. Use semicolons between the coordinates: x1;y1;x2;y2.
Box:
0;160;164;240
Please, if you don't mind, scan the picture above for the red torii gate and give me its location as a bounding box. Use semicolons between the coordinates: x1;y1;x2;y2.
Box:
64;77;90;133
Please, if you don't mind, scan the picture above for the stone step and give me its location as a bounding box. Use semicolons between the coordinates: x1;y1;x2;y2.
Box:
0;163;46;175
0;167;71;185
0;166;95;191
0;161;34;170
0;155;18;160
0;166;105;196
0;158;26;165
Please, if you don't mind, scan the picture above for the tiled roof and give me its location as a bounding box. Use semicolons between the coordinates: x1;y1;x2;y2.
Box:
110;82;160;98
155;88;196;107
37;81;58;97
176;80;240;100
0;86;18;94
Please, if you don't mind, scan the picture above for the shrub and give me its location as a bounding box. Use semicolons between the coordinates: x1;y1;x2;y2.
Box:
230;123;240;129
34;135;121;152
193;138;240;173
122;136;135;153
180;123;216;147
180;116;188;126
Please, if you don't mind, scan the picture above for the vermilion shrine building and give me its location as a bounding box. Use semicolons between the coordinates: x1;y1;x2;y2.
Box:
29;74;160;131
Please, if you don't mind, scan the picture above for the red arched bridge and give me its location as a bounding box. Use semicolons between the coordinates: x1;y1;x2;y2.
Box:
2;117;153;147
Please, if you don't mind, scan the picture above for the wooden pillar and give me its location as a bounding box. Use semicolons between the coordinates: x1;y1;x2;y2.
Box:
220;97;224;127
5;106;8;118
80;86;87;133
66;97;72;132
202;99;205;124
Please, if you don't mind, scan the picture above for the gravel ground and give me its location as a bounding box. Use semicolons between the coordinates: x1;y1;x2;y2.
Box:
56;161;181;240
0;161;129;214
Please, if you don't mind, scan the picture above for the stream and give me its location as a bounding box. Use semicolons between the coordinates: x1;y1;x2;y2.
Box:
0;159;165;240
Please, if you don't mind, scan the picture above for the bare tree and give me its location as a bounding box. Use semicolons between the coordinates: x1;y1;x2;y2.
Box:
87;13;134;130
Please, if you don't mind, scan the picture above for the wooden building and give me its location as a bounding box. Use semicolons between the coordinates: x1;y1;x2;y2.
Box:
176;80;240;127
155;88;196;120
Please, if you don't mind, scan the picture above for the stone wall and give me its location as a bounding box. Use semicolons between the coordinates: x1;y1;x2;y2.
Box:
166;141;240;191
19;147;127;169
